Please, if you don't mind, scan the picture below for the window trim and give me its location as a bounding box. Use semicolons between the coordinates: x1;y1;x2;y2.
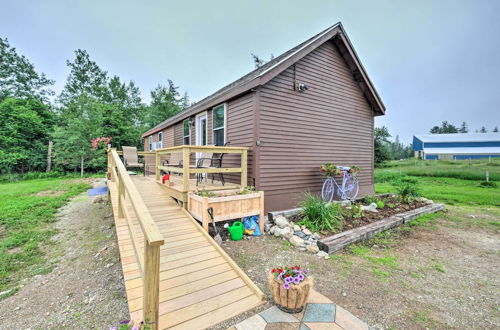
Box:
183;119;191;145
212;103;227;146
157;131;163;149
149;136;154;151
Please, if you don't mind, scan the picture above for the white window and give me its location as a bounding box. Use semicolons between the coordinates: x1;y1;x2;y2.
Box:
212;104;226;146
183;119;190;145
157;132;163;149
149;136;154;151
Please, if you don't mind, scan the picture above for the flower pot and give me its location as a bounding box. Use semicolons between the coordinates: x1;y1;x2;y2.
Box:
267;274;313;313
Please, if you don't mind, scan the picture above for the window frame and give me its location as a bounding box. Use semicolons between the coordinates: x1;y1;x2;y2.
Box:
157;131;163;149
183;119;191;145
149;136;154;151
212;103;227;146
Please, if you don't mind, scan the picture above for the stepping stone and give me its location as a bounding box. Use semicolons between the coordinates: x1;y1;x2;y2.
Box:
304;322;343;329
334;305;369;330
302;303;335;323
260;306;300;323
236;314;267;330
265;322;301;329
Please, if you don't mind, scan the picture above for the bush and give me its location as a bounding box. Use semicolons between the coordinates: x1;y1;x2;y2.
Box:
298;193;344;232
392;176;420;203
376;200;385;209
479;181;497;188
342;203;364;219
364;194;380;205
374;171;404;183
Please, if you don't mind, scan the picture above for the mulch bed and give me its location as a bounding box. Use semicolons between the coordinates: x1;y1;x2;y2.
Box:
290;195;427;237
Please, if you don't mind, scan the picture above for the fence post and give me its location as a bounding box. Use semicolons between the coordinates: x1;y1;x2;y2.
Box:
143;241;160;330
155;151;160;181
183;147;190;192
118;172;125;218
241;149;248;187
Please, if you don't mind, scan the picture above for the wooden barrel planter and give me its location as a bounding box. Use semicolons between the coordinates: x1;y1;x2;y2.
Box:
268;274;313;313
188;189;264;233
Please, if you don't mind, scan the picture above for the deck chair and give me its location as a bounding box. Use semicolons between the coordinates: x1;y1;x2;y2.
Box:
195;152;214;185
122;146;144;170
162;152;183;176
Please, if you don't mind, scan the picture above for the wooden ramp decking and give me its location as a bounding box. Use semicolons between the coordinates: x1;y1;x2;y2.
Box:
109;176;265;329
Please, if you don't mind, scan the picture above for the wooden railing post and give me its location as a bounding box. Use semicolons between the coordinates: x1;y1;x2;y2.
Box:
118;172;125;218
241;149;248;187
182;147;190;192
107;148;116;181
143;241;161;330
155;150;160;181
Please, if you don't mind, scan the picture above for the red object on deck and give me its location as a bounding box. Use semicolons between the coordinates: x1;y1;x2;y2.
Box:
162;174;170;184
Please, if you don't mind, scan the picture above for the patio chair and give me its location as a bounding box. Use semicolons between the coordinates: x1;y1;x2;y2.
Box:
195;152;214;185
162;152;183;176
122;146;144;172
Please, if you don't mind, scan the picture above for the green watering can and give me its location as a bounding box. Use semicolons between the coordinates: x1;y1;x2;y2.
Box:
228;221;244;241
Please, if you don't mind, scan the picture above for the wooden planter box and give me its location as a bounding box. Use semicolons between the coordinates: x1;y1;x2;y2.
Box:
268;274;313;313
188;190;264;233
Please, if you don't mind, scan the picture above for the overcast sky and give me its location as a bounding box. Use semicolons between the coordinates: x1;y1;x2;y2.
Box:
1;0;499;143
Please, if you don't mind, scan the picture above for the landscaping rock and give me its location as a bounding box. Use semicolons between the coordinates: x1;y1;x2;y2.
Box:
312;233;321;240
290;235;305;247
269;225;277;235
274;215;289;229
294;231;307;239
281;227;294;240
361;202;378;212
265;223;273;233
341;200;351;207
293;225;301;231
316;251;329;259
306;244;319;254
302;228;312;236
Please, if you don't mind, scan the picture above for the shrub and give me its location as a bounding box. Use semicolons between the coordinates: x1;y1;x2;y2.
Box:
376;200;385;209
479;181;497;188
342;203;364;219
364;194;380;205
392;176;420;203
298;193;344;232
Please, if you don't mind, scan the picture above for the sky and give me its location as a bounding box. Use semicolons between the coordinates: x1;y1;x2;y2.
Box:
1;0;499;143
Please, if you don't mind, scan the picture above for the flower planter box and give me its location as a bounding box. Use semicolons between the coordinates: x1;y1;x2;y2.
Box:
268;274;313;313
188;190;265;233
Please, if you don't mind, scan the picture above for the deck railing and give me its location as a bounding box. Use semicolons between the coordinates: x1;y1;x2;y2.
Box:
107;149;164;329
155;145;248;191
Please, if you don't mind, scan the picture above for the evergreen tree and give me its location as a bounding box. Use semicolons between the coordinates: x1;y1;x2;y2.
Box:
459;121;468;133
374;126;391;165
479;126;487;133
143;81;182;129
429;121;459;134
494;126;499;133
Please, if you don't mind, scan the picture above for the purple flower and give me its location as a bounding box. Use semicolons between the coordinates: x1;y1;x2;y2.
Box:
293;277;300;285
132;326;139;330
283;282;290;289
284;277;292;284
119;320;130;324
109;327;118;330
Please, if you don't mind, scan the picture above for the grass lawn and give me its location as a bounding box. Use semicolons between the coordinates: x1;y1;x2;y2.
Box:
0;177;91;298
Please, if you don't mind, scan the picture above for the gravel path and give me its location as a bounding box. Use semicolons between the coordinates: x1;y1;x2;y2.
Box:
0;179;128;329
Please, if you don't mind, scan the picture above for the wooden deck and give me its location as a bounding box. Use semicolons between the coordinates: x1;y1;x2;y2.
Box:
109;175;265;329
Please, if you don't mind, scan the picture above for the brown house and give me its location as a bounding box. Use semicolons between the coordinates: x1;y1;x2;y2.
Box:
142;22;386;212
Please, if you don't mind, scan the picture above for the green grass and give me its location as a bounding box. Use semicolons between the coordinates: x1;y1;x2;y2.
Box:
377;158;500;181
0;177;90;295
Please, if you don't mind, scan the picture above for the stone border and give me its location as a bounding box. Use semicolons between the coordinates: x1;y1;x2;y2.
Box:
317;203;445;254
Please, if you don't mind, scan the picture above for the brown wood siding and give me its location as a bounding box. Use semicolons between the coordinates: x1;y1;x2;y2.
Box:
224;93;255;185
258;40;375;211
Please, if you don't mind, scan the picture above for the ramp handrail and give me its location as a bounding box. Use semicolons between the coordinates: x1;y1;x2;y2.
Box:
107;148;164;330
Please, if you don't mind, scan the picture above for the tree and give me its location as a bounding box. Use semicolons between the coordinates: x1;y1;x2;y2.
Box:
459;121;468;133
251;53;275;68
0;38;54;101
143;81;182;129
479;126;487;133
429;121;459;134
494;126;499;133
374;126;391;165
0;97;54;173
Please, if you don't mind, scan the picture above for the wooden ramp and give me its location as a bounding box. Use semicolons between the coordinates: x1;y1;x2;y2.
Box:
109;176;265;329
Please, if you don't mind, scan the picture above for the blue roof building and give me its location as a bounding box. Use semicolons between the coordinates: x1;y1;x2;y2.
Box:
413;133;500;160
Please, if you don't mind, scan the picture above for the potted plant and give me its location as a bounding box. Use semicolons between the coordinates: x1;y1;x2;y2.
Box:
268;266;313;313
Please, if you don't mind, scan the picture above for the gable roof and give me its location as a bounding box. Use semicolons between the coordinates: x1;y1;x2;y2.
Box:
143;22;385;137
415;133;500;143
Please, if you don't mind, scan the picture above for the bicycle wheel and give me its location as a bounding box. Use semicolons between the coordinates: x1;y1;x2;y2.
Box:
321;178;335;202
343;176;359;200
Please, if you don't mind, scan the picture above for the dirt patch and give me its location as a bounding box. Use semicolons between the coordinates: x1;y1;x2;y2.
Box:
0;179;128;329
36;189;65;197
218;206;500;329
